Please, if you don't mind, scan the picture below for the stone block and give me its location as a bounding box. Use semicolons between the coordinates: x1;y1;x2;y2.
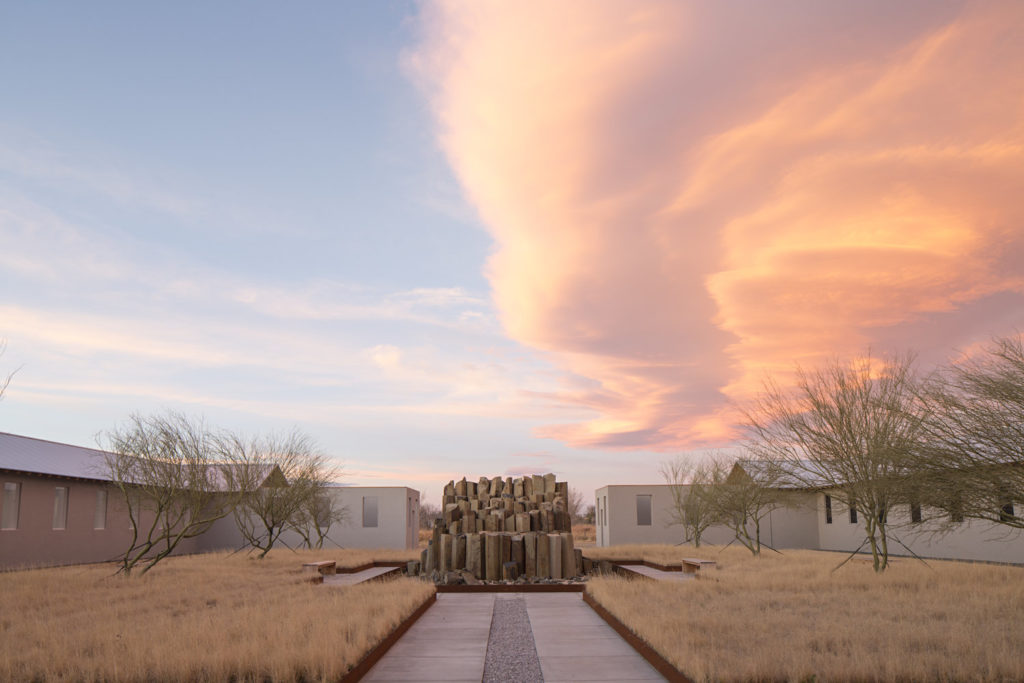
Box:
529;509;541;531
450;520;460;535
466;533;483;578
453;533;467;571
439;534;453;573
504;476;513;493
420;547;429;574
543;472;556;494
560;532;576;578
523;532;537;578
485;533;501;581
536;532;550;579
574;548;583;574
407;560;420;576
513;478;524;498
548;533;563;579
502;561;518;581
490;476;504;497
555;481;568;499
514;502;526;514
511;534;525;575
515;512;530;533
455;478;467;496
503;515;515;532
444;480;455;496
524;475;534;498
501;533;512;566
464;510;476;533
484;512;500;532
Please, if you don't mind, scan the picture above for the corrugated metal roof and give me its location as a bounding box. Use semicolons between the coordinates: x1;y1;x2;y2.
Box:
0;432;288;490
0;431;111;481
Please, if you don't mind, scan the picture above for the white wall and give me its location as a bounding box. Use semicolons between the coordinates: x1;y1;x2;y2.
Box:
816;492;1024;564
201;486;420;552
596;484;819;550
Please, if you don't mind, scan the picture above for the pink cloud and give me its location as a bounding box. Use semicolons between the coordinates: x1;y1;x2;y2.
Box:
412;1;1024;450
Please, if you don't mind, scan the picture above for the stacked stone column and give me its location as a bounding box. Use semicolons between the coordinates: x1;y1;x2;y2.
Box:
419;473;579;581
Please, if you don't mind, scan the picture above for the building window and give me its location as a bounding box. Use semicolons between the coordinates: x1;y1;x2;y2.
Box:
824;494;833;524
1000;502;1015;523
362;496;378;528
849;507;858;524
94;489;108;530
910;502;922;524
636;494;652;526
53;486;69;530
2;482;20;530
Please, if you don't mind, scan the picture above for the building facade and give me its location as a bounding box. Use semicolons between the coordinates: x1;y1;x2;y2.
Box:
1;432;420;569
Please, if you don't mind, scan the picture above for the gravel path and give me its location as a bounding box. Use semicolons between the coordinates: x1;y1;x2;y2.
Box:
482;594;544;683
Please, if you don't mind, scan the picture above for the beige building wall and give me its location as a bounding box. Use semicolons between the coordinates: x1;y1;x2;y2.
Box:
595;484;819;550
216;486;421;552
0;472;204;570
816;492;1024;564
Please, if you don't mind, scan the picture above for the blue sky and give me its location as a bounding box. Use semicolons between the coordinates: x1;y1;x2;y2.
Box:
4;1;1023;503
0;2;660;499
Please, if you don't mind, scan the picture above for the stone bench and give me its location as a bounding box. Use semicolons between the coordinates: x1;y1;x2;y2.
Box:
303;561;336;583
681;558;716;574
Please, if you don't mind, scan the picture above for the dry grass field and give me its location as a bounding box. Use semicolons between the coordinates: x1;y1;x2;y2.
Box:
0;549;433;682
586;545;1024;682
572;523;596;546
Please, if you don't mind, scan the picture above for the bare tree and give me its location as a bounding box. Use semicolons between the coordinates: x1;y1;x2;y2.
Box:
745;352;927;572
288;487;348;550
102;412;246;576
568;486;586;523
225;429;337;558
660;456;720;547
0;339;17;401
916;334;1024;531
419;496;441;529
705;458;794;556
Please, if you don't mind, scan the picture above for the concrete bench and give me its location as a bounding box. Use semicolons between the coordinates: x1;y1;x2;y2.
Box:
302;561;337;582
681;558;716;574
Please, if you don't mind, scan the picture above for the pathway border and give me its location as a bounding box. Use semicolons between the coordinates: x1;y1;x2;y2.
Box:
436;582;585;593
340;591;438;683
581;590;693;683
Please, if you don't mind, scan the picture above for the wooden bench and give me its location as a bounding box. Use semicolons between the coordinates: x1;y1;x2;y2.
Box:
681;558;716;574
302;561;336;583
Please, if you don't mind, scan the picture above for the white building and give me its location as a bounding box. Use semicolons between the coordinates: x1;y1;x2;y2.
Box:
597;466;1023;564
275;486;420;550
594;483;816;550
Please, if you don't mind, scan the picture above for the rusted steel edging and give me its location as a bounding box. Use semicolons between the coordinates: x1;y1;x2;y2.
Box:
581;590;693;683
335;561;409;574
339;591;438;683
436;582;585;593
582;557;684;572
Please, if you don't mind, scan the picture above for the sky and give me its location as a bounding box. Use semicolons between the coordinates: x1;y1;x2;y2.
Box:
2;1;1023;503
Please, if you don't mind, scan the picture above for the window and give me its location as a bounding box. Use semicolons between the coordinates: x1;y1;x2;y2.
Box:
94;489;108;530
824;494;833;524
53;486;69;530
636;494;652;526
362;496;378;528
1000;502;1015;523
2;482;20;530
910;502;922;524
849;507;858;524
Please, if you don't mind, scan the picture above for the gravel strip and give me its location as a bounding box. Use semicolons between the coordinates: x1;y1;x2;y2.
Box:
482;594;544;683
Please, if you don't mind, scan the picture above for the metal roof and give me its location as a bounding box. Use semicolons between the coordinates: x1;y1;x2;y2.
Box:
0;431;111;481
0;432;281;490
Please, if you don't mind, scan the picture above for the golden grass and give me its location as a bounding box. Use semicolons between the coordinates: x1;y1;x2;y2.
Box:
572;523;596;546
0;549;434;682
586;545;1024;682
583;542;702;565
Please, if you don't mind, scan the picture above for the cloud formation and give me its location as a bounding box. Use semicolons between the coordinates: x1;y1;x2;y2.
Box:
413;0;1024;450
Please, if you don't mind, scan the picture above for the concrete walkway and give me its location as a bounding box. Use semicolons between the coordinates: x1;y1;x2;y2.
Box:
617;565;692;582
526;593;664;682
323;566;399;586
361;592;666;682
362;593;494;682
